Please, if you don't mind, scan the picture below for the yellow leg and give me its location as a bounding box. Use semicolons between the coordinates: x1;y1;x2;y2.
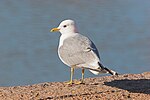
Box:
81;68;85;83
66;67;74;85
74;68;85;84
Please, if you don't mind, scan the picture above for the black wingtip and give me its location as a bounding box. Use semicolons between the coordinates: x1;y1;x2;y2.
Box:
98;62;119;75
103;67;119;76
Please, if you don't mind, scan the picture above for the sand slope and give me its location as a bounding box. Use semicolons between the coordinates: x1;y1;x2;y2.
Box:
0;72;149;100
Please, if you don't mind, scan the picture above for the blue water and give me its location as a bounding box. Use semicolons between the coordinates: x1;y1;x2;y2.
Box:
0;0;150;86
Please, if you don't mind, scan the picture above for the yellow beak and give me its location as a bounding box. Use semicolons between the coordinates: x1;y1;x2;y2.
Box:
50;28;60;32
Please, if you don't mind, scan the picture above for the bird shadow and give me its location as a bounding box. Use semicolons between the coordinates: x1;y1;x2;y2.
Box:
104;79;150;94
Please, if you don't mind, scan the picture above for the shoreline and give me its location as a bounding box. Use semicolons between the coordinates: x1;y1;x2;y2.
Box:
0;72;149;99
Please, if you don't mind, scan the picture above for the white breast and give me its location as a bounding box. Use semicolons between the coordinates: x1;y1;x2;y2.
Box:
58;33;77;48
58;33;77;66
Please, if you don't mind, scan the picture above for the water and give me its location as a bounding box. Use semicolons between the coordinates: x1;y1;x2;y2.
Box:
0;0;150;86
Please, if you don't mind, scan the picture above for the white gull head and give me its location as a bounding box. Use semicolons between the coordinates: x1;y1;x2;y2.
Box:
58;19;78;34
51;19;78;34
51;19;79;47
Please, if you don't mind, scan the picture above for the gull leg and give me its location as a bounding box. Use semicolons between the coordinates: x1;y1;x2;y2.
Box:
66;67;74;85
75;68;85;84
81;68;85;83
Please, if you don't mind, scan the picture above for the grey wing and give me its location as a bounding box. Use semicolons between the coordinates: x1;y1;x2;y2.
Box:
58;34;100;66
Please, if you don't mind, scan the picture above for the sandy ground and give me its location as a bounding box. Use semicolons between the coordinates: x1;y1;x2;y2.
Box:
0;72;149;100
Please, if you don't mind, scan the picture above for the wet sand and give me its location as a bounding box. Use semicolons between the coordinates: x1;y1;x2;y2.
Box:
0;72;149;100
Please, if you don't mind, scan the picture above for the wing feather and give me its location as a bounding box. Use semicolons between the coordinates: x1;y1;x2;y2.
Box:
58;34;100;66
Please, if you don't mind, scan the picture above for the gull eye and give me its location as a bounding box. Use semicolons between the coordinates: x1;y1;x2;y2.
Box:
63;25;67;28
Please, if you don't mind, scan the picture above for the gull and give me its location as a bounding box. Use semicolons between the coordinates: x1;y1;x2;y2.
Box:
50;19;118;84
